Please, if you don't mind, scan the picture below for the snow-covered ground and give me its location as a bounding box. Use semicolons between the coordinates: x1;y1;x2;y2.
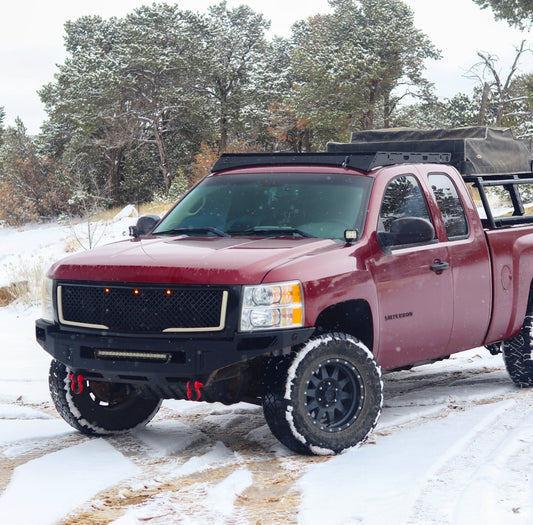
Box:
1;216;533;524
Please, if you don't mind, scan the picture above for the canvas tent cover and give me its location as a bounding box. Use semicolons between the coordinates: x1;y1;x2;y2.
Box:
327;127;533;176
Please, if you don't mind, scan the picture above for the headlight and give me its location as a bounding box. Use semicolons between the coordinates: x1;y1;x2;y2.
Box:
240;281;304;332
42;277;54;322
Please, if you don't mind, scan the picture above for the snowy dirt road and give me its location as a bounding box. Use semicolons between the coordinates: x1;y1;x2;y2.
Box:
1;220;533;524
1;304;532;525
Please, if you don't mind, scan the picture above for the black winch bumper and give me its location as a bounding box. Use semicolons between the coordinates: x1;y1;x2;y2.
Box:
36;319;313;396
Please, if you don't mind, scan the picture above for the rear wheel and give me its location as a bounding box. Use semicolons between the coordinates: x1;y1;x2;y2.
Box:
503;315;533;387
263;333;383;455
49;359;161;435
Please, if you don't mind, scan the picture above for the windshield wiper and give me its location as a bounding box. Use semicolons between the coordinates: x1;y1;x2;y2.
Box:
227;226;316;238
154;227;230;237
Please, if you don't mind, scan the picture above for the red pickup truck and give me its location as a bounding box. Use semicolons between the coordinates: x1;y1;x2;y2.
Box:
36;127;533;455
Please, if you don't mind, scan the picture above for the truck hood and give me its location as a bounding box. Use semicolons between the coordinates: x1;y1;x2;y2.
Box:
48;235;338;285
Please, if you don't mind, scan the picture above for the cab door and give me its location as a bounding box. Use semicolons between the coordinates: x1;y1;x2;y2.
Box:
369;173;454;369
427;171;492;351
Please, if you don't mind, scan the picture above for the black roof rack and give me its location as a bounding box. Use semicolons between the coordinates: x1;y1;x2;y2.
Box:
212;128;533;177
211;151;451;173
212;152;375;172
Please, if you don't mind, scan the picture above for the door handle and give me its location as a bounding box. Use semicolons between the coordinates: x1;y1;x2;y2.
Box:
430;261;450;273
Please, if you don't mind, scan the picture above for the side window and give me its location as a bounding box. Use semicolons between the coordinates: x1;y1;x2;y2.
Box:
379;174;433;231
429;173;469;239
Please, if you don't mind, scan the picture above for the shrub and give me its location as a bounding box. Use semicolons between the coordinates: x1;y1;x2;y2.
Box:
0;181;39;226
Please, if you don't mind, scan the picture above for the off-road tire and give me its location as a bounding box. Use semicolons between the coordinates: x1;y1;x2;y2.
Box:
49;359;162;435
503;315;533;388
262;333;383;455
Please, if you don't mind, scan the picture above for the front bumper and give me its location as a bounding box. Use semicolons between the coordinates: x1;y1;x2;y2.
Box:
36;318;313;388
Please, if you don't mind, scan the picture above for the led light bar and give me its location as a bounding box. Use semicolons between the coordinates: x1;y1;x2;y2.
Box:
95;349;171;362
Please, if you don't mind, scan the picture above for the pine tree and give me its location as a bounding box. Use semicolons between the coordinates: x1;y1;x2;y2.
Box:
287;0;440;146
473;0;533;29
39;6;207;201
198;2;272;151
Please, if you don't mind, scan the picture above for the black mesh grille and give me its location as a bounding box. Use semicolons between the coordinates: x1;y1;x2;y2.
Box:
59;284;227;332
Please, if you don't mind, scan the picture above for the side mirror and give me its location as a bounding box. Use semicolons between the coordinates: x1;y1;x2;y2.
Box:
378;217;435;251
129;215;161;238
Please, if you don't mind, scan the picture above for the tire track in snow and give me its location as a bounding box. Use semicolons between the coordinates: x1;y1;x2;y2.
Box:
57;403;320;524
383;362;510;405
0;439;140;525
0;402;84;494
451;399;533;524
297;395;533;525
409;392;533;524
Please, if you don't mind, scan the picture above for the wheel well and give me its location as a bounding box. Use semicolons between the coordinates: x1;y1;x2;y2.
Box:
314;300;373;351
527;281;533;315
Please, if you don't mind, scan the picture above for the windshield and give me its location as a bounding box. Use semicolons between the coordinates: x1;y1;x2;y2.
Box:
153;172;372;240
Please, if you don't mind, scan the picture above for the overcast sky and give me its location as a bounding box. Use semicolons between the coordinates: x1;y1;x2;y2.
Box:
1;0;531;134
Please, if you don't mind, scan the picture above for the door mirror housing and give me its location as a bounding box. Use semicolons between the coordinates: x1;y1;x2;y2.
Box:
378;217;435;252
129;215;161;238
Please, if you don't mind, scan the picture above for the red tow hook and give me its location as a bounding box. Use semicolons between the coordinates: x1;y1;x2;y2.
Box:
186;380;203;401
68;373;84;395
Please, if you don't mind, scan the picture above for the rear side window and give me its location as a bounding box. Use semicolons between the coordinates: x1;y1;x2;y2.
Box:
429;173;468;239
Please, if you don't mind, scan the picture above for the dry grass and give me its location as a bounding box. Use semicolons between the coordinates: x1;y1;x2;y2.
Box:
2;256;51;306
92;201;173;223
137;201;173;218
63;236;81;253
2;200;175;306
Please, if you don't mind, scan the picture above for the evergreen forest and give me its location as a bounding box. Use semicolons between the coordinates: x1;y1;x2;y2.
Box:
1;0;532;225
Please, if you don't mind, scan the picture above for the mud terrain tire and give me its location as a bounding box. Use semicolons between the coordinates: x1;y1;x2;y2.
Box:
49;359;161;435
503;315;533;388
263;333;383;455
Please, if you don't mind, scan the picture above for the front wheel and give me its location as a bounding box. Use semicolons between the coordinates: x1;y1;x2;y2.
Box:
503;315;533;387
263;333;383;455
49;359;162;435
